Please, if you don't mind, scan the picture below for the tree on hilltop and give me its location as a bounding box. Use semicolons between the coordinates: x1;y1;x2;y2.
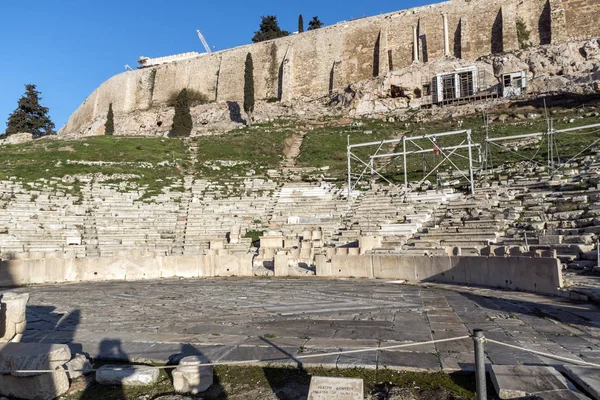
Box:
244;53;255;125
252;15;290;43
105;103;115;135
308;16;323;30
171;89;193;137
5;84;55;138
298;15;304;33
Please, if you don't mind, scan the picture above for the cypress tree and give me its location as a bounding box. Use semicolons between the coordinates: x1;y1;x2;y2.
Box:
171;88;193;137
105;103;115;135
298;15;304;33
5;84;55;138
243;53;255;125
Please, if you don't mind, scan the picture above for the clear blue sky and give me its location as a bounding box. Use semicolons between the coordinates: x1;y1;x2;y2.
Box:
0;0;436;133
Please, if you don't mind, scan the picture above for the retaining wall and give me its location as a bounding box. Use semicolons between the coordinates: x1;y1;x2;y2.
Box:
61;0;600;135
0;254;253;287
315;255;563;295
1;253;562;296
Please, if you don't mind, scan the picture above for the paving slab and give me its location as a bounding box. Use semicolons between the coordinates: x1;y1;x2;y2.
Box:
6;278;600;372
491;365;584;399
564;366;600;400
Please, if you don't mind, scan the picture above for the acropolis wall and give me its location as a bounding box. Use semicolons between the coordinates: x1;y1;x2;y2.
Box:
61;0;600;135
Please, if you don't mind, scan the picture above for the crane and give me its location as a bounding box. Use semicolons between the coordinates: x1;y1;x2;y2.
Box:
196;30;212;54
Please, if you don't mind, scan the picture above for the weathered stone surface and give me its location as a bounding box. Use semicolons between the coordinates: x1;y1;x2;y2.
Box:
490;365;580;399
60;0;600;136
0;343;71;377
0;370;70;400
96;364;159;386
172;356;214;394
0;292;29;343
0;132;33;146
564;366;600;400
64;354;93;379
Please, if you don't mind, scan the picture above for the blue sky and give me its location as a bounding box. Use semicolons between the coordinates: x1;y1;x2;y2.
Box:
0;0;436;132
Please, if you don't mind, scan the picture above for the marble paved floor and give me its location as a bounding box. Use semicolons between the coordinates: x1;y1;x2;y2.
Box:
9;278;600;371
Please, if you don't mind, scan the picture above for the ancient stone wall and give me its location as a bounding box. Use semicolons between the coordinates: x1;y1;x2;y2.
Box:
61;0;600;135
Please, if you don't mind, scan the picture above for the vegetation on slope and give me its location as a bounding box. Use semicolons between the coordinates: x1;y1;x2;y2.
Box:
0;136;187;196
3;99;600;196
195;122;291;179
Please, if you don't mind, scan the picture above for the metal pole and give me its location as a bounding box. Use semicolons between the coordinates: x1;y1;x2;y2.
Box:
467;130;475;195
597;240;599;269
347;135;352;201
403;136;408;192
473;329;487;400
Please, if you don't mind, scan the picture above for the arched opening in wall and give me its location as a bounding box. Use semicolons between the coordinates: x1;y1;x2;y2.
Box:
454;19;462;59
491;9;504;54
539;0;552;45
373;31;381;78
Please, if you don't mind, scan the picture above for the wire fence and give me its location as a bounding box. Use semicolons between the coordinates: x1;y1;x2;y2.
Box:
1;332;599;374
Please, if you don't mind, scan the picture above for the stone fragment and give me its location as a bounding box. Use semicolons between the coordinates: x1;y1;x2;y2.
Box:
0;369;70;400
64;354;93;379
0;342;71;377
564;366;600;400
172;356;214;394
491;365;581;399
0;292;29;343
96;364;159;386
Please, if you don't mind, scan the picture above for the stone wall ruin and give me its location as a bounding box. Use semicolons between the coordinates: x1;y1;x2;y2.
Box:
61;0;600;135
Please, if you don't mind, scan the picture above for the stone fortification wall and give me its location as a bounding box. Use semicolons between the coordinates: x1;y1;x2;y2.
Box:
61;0;600;135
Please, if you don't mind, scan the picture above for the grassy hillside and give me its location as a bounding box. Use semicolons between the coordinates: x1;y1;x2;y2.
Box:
2;102;600;195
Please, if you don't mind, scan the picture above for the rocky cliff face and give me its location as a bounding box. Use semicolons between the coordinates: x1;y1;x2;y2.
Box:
336;38;600;118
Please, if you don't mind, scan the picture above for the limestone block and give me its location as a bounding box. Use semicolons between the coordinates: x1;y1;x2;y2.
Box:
96;364;159;386
0;369;70;400
172;356;214;394
0;343;71;377
260;236;284;249
0;292;29;343
63;354;93;379
359;236;382;255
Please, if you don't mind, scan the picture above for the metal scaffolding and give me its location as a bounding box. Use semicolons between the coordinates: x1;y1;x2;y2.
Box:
346;129;480;199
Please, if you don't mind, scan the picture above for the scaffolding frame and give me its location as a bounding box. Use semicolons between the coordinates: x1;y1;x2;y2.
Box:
483;121;600;173
346;129;480;200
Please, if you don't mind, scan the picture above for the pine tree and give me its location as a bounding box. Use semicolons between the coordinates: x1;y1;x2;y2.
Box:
252;15;290;43
308;16;323;31
243;53;255;125
5;84;55;138
105;103;115;135
171;89;193;137
298;15;304;33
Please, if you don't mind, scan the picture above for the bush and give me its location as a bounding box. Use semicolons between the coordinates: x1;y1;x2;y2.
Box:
167;89;209;107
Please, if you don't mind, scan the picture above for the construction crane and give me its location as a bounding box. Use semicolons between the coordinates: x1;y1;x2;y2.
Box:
196;30;212;54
